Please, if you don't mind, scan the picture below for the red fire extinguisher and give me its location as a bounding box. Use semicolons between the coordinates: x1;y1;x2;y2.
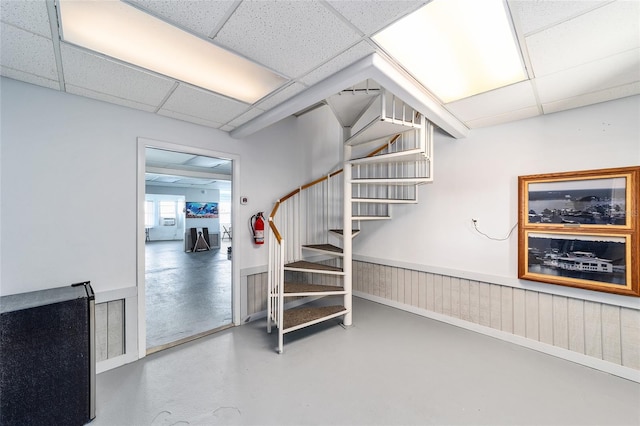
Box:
250;212;265;245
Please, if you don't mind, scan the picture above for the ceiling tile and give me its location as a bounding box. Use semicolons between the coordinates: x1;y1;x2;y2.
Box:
185;156;227;168
214;0;361;77
150;175;181;183
0;1;52;38
508;0;608;36
65;84;158;112
446;81;537;122
542;81;640;115
257;82;307;110
177;177;217;185
129;0;236;38
1;66;60;90
60;44;176;107
535;49;640;104
300;41;375;87
0;23;57;80
465;106;540;129
327;0;424;36
212;162;232;174
160;83;248;124
146;149;196;165
157;109;223;129
526;1;640;77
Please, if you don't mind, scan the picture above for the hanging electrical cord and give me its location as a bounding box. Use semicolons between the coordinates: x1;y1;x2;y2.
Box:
472;219;518;241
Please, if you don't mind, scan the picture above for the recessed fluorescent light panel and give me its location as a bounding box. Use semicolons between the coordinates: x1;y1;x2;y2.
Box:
374;0;526;103
57;0;286;104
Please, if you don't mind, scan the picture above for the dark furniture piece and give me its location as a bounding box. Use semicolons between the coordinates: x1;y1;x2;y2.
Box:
0;282;96;425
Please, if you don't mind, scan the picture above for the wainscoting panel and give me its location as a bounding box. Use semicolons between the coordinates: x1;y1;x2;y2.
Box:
95;299;125;362
243;261;639;373
247;272;268;316
353;260;640;372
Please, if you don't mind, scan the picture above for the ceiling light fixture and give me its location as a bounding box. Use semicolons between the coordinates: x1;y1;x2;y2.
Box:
373;0;526;103
57;0;286;104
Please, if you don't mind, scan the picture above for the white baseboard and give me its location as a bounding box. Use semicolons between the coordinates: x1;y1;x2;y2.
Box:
97;352;138;374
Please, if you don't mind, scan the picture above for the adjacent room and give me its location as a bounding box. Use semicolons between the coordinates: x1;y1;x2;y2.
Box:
144;147;234;351
1;0;638;425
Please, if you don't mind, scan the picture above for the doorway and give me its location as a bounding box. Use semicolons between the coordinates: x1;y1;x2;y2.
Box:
137;140;239;356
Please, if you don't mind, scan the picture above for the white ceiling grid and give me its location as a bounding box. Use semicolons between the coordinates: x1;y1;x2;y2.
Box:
60;44;177;107
159;83;249;124
300;41;376;87
129;0;236;38
326;0;425;36
213;1;361;78
1;24;57;79
0;0;52;36
0;0;638;134
445;0;640;127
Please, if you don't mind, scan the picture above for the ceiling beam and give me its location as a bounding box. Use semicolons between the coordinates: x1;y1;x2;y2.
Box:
230;53;469;139
146;166;231;181
46;0;66;91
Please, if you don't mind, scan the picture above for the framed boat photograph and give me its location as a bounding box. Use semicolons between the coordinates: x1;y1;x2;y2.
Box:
519;231;637;296
518;166;639;230
518;166;639;297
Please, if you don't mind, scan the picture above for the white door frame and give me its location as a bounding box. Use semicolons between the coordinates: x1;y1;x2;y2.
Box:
136;137;241;359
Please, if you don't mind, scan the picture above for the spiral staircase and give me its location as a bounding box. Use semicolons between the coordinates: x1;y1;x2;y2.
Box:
267;85;434;353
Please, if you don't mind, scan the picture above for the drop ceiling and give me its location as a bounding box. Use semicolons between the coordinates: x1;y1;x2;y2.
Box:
1;0;638;136
145;147;232;190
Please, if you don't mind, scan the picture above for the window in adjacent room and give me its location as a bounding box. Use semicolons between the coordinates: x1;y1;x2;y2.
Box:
159;200;176;226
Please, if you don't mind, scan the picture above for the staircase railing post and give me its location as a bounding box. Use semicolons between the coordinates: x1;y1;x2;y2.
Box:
277;239;285;353
343;143;353;326
267;226;273;334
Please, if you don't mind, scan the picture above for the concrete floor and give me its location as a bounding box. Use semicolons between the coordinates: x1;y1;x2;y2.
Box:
95;297;640;425
145;240;232;350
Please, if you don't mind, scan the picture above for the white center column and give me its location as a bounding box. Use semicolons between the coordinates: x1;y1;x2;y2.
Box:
343;139;352;326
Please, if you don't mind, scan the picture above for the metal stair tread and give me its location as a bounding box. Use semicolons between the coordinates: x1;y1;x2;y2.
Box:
329;229;361;237
282;305;347;331
284;260;343;273
283;282;345;295
352;215;391;220
349;148;427;164
302;244;343;255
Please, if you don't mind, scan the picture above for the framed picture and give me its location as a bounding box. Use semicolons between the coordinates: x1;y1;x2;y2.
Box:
519;166;639;230
185;202;218;218
520;231;637;296
518;166;639;297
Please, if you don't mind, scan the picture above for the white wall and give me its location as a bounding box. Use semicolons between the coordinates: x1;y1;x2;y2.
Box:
146;186;221;241
3;76;638;372
0;77;307;296
294;104;343;177
354;95;640;304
